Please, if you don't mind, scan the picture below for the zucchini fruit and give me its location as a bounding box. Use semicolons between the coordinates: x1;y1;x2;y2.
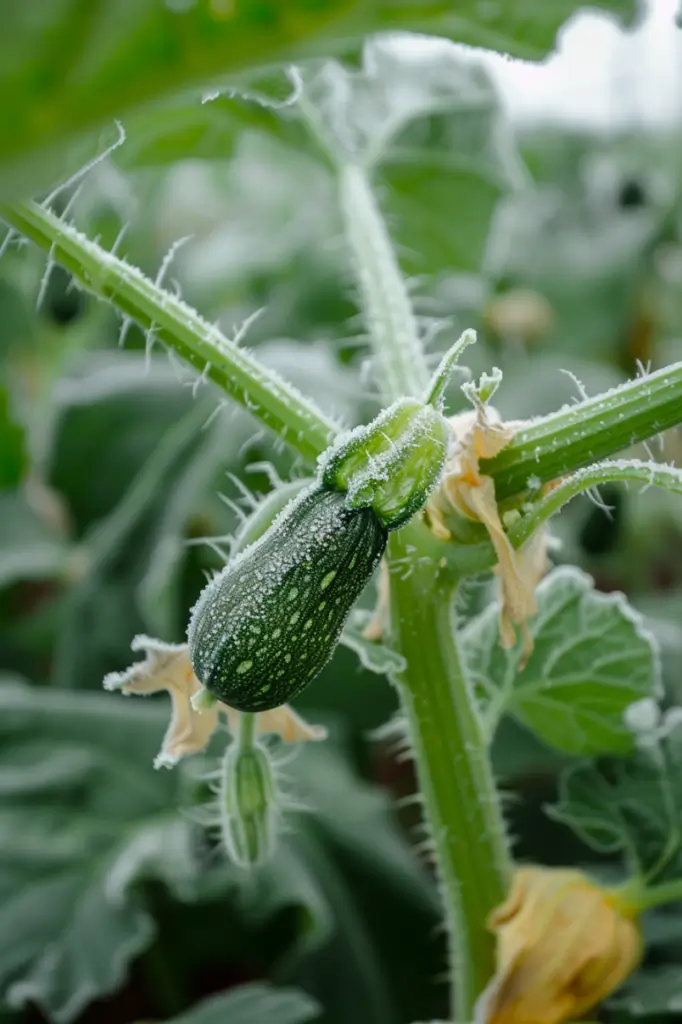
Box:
188;484;387;712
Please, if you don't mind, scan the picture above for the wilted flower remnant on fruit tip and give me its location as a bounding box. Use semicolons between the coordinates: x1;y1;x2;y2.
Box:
103;634;327;769
426;397;549;663
477;866;642;1024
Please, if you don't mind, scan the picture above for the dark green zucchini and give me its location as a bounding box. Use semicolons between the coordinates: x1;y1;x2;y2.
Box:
187;484;387;712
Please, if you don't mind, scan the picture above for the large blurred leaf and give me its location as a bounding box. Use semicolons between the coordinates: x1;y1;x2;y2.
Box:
47;353;203;535
164;983;320;1024
549;705;682;882
0;680;194;1023
294;35;524;275
0;275;36;357
0;674;443;1024
136;411;235;639
0;490;69;588
608;965;682;1018
179;733;443;1023
461;566;661;755
0;2;636;199
116;90;302;172
240;740;444;1024
484;129;682;363
147;138;338;309
49;388;230;688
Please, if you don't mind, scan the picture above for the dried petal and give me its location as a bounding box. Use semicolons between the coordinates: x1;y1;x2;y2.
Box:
104;635;219;769
104;635;327;768
225;704;327;743
427;407;548;663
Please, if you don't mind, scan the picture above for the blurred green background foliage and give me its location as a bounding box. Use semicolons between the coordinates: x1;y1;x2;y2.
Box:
3;1;682;1022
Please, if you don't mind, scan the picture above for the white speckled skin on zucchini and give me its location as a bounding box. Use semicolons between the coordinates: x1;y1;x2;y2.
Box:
187;485;387;711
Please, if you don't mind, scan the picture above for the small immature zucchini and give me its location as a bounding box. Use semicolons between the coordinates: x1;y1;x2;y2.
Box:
188;484;387;712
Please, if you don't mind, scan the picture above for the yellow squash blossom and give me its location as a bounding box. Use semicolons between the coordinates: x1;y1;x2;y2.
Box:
477;866;642;1024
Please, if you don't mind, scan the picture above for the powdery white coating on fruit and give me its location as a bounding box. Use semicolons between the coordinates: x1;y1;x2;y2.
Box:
319;398;449;529
187;485;387;712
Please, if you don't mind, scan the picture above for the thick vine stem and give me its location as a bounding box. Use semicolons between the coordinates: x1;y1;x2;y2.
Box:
389;524;511;1018
0;200;337;464
8;201;682;501
338;161;509;1019
484;362;682;501
338;164;429;400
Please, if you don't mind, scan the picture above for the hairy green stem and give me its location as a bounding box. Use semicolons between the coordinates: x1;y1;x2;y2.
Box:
339;163;508;1019
437;458;682;582
338;164;429;399
0;200;336;464
390;524;510;1017
237;712;257;751
623;875;682;913
508;458;682;549
7;200;682;507
484;362;682;500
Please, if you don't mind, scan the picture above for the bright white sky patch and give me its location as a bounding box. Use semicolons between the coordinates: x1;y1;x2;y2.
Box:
487;0;682;130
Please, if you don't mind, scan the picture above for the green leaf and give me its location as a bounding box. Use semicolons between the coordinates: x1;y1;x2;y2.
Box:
0;489;70;588
0;387;27;490
295;35;521;274
0;275;36;359
136;413;238;639
548;705;682;881
115;89;302;171
47;353;202;535
641;906;682;951
0;674;441;1024
0;680;195;1023
461;566;661;755
290;754;442;1024
127;138;338;309
291;742;437;904
608;965;682;1017
0;1;637;199
49;389;224;688
163;983;320;1024
341;610;406;677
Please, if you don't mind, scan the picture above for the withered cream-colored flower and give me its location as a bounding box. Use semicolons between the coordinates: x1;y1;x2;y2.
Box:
477;866;642;1024
426;406;548;662
104;635;327;769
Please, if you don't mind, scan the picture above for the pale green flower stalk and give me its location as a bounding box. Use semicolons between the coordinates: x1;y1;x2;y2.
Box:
220;712;279;869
